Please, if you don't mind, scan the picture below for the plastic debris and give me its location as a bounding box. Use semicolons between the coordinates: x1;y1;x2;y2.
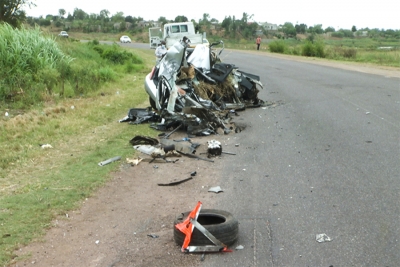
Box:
147;234;159;238
316;233;332;243
40;144;53;149
208;186;223;193
5;112;9;117
95;240;100;244
158;177;193;186
126;157;143;166
236;245;244;250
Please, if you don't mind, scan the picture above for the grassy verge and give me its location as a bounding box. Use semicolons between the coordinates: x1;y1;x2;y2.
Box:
0;45;156;265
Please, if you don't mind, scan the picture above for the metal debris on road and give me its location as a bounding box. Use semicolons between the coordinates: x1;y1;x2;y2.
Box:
98;156;121;166
316;233;332;243
208;186;223;193
147;234;159;238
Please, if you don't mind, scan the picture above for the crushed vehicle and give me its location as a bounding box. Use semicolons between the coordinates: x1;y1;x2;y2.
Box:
142;37;265;136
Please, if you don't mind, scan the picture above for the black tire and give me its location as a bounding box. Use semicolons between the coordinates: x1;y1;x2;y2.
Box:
149;96;157;110
173;209;239;246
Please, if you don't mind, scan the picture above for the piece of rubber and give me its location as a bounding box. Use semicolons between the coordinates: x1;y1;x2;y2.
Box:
173;209;239;246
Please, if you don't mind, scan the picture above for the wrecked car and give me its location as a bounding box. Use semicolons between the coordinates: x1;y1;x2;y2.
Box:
142;37;265;136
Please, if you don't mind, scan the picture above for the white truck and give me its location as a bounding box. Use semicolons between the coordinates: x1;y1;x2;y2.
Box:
149;22;205;49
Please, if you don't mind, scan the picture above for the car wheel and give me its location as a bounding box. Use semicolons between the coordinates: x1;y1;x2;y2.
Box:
173;209;239;246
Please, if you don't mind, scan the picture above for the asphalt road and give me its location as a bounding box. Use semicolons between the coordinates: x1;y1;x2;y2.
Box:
128;42;400;266
203;50;399;266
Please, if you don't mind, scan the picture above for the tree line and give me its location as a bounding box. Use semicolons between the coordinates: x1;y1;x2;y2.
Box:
1;0;399;39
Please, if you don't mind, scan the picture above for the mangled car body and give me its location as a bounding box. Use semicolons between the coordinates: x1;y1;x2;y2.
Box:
143;37;265;136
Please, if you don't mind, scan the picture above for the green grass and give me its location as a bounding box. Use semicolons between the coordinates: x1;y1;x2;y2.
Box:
0;45;156;266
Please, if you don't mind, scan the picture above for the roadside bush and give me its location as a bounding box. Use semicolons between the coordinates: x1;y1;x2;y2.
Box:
268;40;288;53
302;40;325;58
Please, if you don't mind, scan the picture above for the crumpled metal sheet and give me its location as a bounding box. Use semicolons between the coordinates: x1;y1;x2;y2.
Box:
208;186;223;193
316;233;332;243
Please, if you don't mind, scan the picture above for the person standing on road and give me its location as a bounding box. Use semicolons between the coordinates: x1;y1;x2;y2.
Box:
155;41;167;63
256;36;261;50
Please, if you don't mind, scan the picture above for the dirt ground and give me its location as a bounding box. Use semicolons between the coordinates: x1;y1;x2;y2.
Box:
10;131;239;267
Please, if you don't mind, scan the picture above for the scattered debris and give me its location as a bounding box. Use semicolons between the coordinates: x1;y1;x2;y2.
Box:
190;171;197;176
5;112;9;117
95;240;100;244
235;245;244;250
366;112;370;115
158;177;193;186
126;157;143;166
207;140;222;156
98;156;121;166
176;150;214;162
119;108;160;124
316;233;332;243
129;135;159;146
221;151;236;155
208;186;223;193
147;234;159;238
40;144;53;149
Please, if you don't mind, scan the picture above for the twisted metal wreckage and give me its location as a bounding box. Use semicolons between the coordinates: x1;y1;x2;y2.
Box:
121;37;265;136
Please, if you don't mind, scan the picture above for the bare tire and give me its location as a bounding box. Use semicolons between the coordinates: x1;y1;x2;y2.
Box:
173;209;238;246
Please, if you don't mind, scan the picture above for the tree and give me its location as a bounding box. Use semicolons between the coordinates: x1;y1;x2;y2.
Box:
282;22;296;37
221;16;232;32
0;0;36;27
111;11;124;22
174;15;188;22
157;16;168;26
351;25;357;32
324;26;335;33
73;8;87;20
295;23;307;34
59;8;66;19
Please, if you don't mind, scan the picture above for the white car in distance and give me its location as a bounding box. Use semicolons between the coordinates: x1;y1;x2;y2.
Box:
58;31;68;38
120;35;131;43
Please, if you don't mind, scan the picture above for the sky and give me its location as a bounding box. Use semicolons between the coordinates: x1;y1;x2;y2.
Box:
25;0;399;30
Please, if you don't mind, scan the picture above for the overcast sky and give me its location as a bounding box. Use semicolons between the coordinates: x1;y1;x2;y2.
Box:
25;0;399;30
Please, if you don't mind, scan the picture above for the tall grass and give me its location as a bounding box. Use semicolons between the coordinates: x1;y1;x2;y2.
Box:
0;25;145;108
0;24;73;103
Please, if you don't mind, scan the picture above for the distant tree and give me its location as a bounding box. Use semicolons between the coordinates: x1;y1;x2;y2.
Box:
351;25;357;32
111;11;124;22
312;24;324;34
174;15;188;22
59;9;66;19
221;16;232;32
66;12;73;21
324;26;335;33
73;8;87;20
157;16;168;26
210;18;218;23
0;0;36;27
282;22;296;37
99;9;110;22
295;23;307;34
200;13;209;24
125;15;134;23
